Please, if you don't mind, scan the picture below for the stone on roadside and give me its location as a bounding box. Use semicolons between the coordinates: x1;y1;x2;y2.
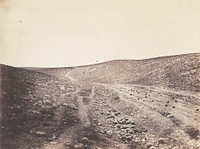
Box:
68;104;78;110
158;138;166;144
121;125;130;129
74;143;84;149
81;137;89;144
35;131;46;137
149;146;156;149
116;124;121;128
146;143;153;149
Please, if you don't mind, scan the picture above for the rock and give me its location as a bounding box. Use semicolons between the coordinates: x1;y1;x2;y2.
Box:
125;118;129;121
141;138;146;143
149;146;156;149
35;131;46;137
131;121;135;125
68;104;78;110
74;143;84;149
130;125;135;128
116;124;121;128
125;120;131;124
106;130;113;135
45;95;51;99
43;99;51;104
158;138;166;144
81;137;89;144
106;115;115;119
50;142;58;145
146;143;153;149
112;109;117;112
62;103;68;106
52;134;57;140
113;120;118;124
121;125;130;129
114;112;121;116
121;119;126;124
126;135;132;141
128;130;134;134
167;115;174;118
59;85;65;91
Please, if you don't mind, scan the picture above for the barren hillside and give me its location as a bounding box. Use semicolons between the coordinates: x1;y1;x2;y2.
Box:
67;53;200;92
28;53;200;93
1;53;200;149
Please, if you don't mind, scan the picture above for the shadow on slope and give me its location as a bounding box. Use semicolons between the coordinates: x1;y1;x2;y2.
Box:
0;65;79;149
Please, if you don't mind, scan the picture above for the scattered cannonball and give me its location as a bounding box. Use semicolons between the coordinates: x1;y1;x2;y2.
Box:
173;106;175;109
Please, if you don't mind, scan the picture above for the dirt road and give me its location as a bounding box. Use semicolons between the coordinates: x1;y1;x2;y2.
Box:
40;79;200;149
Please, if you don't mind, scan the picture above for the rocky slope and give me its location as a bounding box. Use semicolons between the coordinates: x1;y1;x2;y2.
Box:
1;53;200;149
0;65;79;148
68;53;200;92
31;53;200;93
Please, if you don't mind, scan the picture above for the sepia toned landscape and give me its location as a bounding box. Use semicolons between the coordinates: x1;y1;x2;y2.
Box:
0;53;200;149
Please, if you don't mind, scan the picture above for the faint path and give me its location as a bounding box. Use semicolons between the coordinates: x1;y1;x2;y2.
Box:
78;95;90;127
77;86;95;127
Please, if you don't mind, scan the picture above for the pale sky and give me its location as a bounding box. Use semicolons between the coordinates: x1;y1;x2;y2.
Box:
0;0;200;67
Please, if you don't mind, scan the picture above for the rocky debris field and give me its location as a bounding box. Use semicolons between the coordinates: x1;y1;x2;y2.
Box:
1;57;200;149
